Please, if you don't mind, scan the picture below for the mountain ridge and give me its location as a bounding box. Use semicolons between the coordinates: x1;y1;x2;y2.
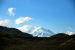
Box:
0;26;33;38
0;26;75;50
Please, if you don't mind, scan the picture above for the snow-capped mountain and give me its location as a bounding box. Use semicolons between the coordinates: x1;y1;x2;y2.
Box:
31;27;54;37
18;25;54;37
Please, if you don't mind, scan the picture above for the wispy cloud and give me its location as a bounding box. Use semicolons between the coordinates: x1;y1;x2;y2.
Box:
0;19;10;27
17;25;34;33
8;7;16;16
16;16;32;24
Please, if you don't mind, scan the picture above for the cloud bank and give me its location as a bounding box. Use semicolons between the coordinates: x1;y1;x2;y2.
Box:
17;25;34;33
16;16;32;24
66;31;75;35
0;19;10;27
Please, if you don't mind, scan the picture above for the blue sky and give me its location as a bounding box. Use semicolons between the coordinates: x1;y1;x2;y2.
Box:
0;0;75;33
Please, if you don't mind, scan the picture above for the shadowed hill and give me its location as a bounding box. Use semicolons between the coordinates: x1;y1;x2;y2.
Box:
0;26;75;50
0;26;33;38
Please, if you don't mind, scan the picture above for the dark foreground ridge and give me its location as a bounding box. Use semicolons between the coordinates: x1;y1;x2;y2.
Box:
0;26;75;50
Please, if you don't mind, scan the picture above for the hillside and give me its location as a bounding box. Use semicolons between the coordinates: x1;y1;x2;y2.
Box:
0;26;75;50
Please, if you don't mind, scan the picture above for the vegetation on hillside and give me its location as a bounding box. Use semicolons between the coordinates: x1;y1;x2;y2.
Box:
0;26;75;50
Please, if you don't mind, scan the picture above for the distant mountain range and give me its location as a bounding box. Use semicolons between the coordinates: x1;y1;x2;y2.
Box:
0;26;75;50
18;26;75;37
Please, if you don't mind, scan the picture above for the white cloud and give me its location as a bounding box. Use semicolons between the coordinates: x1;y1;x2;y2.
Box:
65;26;75;35
16;16;32;24
8;8;16;16
17;25;34;33
0;19;10;27
66;31;75;35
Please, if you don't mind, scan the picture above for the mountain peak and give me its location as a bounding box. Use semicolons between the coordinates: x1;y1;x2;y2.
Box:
31;26;54;37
